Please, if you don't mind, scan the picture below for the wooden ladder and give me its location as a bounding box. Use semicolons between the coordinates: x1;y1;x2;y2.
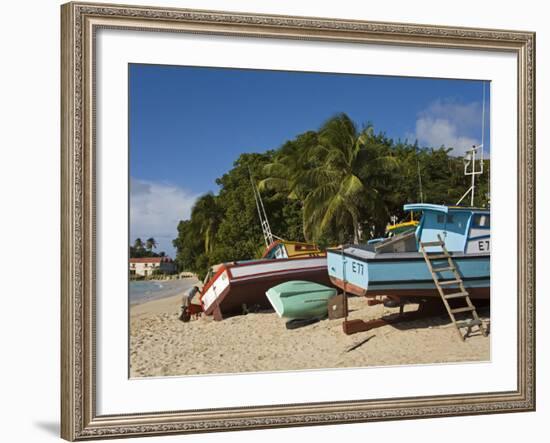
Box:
420;234;487;341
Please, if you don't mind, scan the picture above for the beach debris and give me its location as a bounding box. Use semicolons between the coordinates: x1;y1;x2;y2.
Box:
345;335;375;353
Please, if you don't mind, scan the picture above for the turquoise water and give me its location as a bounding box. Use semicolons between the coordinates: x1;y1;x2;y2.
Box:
129;279;198;305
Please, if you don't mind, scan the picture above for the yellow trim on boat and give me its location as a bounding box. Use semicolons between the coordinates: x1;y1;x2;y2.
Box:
282;240;325;257
386;220;419;233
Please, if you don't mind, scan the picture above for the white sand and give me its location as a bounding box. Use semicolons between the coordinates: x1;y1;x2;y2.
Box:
130;294;490;378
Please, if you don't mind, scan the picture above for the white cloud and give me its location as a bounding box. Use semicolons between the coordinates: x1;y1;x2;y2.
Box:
130;178;198;257
412;100;482;156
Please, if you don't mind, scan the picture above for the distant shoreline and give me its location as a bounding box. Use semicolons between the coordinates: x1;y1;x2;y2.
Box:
129;278;199;306
129;272;197;282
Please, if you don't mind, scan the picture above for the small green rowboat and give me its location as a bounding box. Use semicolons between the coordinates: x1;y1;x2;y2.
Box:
266;280;337;319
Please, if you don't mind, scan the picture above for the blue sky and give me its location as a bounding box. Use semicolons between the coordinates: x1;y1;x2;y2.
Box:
129;64;490;257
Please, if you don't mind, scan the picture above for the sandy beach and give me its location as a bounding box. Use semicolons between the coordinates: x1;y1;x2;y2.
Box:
130;290;490;378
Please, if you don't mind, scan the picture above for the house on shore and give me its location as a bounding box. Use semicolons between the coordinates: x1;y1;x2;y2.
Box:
129;257;176;277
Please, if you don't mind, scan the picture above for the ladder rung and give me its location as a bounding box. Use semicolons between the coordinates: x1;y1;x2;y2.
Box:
438;279;461;286
451;306;475;314
433;266;454;272
426;254;449;260
456;319;482;329
421;241;444;247
444;291;469;299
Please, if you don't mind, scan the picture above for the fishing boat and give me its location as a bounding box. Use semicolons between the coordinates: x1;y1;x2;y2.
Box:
261;239;324;259
365;213;419;247
198;241;331;320
181;175;333;321
266;280;336;319
385;213;419;236
328;143;491;304
327;203;490;301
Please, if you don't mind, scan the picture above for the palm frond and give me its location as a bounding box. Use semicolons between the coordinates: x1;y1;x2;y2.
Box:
339;174;365;199
258;177;290;193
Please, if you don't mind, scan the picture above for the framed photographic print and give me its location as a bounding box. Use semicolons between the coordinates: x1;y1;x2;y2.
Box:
61;1;536;440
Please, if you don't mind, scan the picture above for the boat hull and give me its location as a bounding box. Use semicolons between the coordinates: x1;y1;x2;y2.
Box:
200;257;332;319
327;248;490;300
266;280;337;319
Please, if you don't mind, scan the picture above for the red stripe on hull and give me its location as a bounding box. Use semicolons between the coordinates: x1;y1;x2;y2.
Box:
329;277;367;297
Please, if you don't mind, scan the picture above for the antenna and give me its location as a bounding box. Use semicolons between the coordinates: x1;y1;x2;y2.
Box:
249;168;274;247
455;81;487;207
455;145;484;206
416;145;424;203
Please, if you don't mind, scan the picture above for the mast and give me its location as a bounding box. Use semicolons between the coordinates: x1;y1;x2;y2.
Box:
455;81;487;207
249;169;274;247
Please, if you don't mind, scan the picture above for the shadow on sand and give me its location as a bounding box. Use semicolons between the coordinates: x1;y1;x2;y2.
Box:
384;303;491;336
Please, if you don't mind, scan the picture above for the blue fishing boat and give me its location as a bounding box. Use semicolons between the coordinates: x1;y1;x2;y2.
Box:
327;203;490;301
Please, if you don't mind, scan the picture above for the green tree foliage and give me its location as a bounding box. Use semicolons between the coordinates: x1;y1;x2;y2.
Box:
172;153;305;279
173;113;490;277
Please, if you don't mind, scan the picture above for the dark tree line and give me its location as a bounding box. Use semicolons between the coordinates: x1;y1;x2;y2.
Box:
173;113;489;278
129;237;166;258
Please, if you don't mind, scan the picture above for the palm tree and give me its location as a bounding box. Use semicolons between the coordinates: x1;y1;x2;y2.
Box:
145;237;157;251
133;238;144;250
301;114;372;243
261;114;397;243
259;131;318;201
191;194;221;253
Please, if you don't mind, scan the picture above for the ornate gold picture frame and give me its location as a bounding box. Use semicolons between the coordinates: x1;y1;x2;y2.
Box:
61;2;535;440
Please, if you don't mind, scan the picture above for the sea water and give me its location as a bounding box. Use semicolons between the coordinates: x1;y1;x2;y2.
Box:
129;279;197;305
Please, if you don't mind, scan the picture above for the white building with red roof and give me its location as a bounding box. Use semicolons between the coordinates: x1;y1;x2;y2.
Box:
129;257;176;277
